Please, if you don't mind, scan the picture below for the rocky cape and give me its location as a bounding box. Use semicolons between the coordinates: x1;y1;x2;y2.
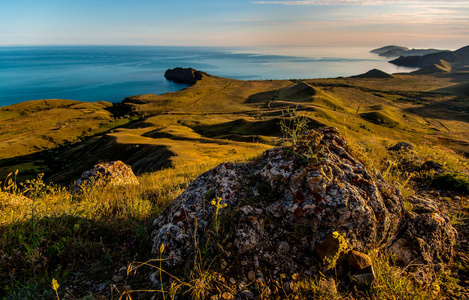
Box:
389;45;469;71
371;45;447;58
151;127;456;290
164;67;207;84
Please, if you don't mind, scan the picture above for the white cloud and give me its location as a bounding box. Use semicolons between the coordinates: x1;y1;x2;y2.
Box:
253;0;469;6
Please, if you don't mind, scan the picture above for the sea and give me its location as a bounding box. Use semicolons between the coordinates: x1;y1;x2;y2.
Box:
0;46;417;107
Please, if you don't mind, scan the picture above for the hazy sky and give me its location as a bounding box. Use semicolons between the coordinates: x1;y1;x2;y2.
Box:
1;0;468;49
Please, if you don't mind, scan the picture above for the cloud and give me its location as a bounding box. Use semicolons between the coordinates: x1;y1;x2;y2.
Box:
253;0;469;6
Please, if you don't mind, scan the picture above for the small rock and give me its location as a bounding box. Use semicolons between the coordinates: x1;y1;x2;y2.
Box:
119;266;127;273
229;277;236;285
389;142;414;151
149;272;159;285
239;290;254;299
222;292;234;300
318;277;337;295
248;271;256;281
276;241;290;255
421;161;444;172
73;160;139;193
351;266;376;286
93;283;107;292
112;275;125;283
346;250;372;271
454;196;461;201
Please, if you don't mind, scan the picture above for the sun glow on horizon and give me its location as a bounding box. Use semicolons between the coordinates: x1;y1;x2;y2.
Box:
0;0;467;49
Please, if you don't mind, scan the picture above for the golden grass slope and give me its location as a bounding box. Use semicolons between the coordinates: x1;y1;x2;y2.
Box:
0;70;468;184
0;99;117;160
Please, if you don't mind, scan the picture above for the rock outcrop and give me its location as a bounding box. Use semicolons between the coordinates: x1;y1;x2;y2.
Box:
73;160;139;192
164;67;205;84
388;141;414;151
370;45;446;58
390;45;469;69
151;127;455;287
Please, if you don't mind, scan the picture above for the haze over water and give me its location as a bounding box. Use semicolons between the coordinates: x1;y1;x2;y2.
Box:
0;46;416;106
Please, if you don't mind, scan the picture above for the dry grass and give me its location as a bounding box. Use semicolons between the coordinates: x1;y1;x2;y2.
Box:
1;71;468;299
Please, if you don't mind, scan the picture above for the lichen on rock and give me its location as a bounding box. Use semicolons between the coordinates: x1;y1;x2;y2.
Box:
151;126;455;285
73;160;139;193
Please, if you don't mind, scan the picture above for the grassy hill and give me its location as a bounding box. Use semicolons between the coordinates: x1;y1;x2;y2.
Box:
0;69;468;299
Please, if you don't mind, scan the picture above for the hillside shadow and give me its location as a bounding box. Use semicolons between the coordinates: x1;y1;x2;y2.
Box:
404;96;469;123
0;133;174;186
192;117;325;142
0;213;153;299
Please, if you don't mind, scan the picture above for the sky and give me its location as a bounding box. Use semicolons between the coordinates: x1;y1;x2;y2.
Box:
0;0;468;49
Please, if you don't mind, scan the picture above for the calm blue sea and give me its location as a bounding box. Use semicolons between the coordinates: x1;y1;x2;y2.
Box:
0;46;416;106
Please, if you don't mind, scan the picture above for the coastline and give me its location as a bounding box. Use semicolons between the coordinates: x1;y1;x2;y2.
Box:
0;46;417;107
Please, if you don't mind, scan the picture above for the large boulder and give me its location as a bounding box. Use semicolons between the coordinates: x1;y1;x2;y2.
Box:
151;127;455;283
164;67;205;84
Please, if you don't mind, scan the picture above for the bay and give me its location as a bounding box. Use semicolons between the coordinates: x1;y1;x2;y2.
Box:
0;46;416;106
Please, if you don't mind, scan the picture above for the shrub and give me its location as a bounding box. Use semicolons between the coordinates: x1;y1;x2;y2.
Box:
430;173;469;193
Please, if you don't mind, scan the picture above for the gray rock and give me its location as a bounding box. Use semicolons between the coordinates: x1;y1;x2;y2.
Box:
388;196;456;275
112;275;125;283
239;290;254;299
351;266;376;286
73;160;139;193
248;271;256;281
420;160;444;172
93;283;108;292
150;127;455;286
276;241;290;255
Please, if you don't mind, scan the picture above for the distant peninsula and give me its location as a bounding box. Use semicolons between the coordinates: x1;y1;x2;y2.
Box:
389;45;469;73
370;45;448;58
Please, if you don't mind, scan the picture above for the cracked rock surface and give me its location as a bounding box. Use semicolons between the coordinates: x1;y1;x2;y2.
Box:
151;127;455;282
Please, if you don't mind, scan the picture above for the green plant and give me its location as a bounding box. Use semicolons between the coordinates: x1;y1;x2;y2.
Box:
210;196;227;236
322;231;348;270
2;169;18;193
3;279;55;300
20;173;47;199
159;244;166;300
369;251;433;299
449;212;467;225
279;108;311;152
430;173;469;193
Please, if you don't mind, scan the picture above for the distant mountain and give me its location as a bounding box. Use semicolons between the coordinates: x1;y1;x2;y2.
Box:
371;45;448;58
390;45;469;71
371;45;409;54
350;68;394;79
